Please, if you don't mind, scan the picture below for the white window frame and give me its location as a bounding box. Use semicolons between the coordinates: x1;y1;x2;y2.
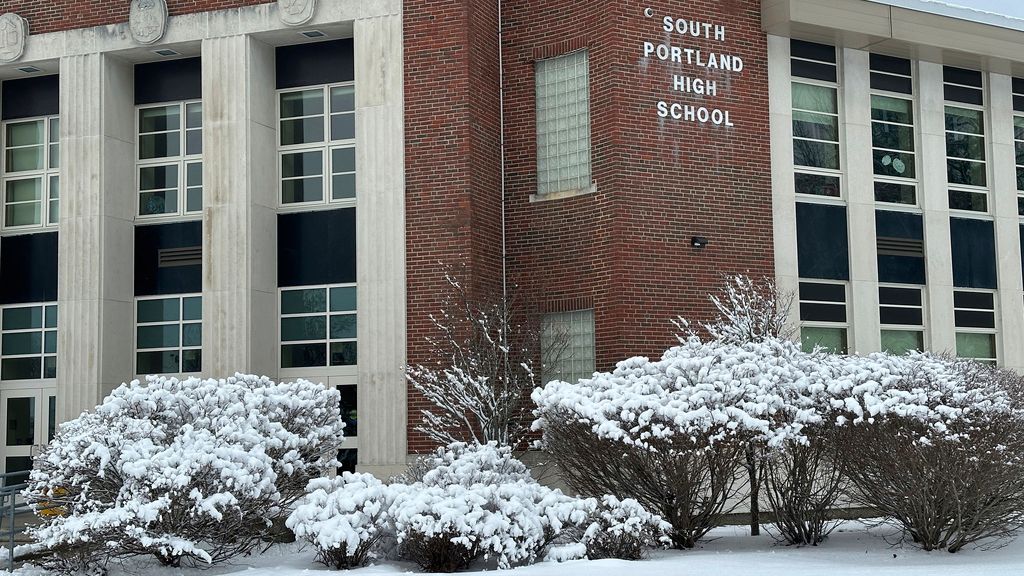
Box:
953;288;998;364
878;283;926;353
798;280;849;353
0;302;57;384
943;72;989;215
277;283;358;379
135;100;203;221
869;62;919;208
1;115;60;231
276;81;356;210
532;49;594;201
133;293;202;377
790;45;844;204
1014;113;1024;217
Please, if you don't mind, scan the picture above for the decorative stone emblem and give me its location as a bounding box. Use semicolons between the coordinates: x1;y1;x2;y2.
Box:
0;13;28;63
129;0;168;45
278;0;317;26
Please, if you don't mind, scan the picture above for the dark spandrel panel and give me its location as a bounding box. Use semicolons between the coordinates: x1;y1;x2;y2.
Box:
950;218;997;290
874;182;916;205
2;75;59;120
795;172;840;197
134;222;202;297
277;208;356;287
791;39;836;63
879;286;922;306
1013;77;1024;95
870;72;913;95
790;59;837;82
875;210;923;240
796;202;849;281
877;255;926;285
953;290;994;310
879;306;923;327
799;302;846;323
943;66;983;87
799;281;846;303
1014;95;1024;113
0;232;58;305
944;84;983;105
276;39;354;89
134;58;202;105
954;310;996;329
870;53;912;76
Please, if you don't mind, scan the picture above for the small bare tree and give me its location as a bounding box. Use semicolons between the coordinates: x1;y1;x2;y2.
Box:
406;271;563;450
677;275;797;537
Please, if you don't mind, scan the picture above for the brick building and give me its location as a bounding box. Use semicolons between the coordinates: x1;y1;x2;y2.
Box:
0;0;1021;476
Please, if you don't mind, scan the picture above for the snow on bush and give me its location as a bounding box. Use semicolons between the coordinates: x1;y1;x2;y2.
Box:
26;374;345;573
578;495;671;560
287;473;398;569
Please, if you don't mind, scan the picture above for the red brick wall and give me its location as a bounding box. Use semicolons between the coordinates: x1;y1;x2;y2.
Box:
501;0;775;368
3;0;272;35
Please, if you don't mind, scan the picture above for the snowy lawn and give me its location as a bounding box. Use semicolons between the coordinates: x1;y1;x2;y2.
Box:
13;521;1024;576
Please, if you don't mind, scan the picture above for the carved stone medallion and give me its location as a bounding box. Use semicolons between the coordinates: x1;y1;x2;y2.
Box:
278;0;317;26
0;13;28;63
129;0;168;45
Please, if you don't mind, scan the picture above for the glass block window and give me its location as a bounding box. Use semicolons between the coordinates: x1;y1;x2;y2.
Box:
870;54;916;205
790;40;840;198
137;101;203;217
135;295;202;375
535;50;591;196
280;284;357;368
2;116;59;229
879;285;924;355
0;303;56;381
541;309;595;384
954;290;996;364
943;67;987;212
278;83;356;206
798;281;848;353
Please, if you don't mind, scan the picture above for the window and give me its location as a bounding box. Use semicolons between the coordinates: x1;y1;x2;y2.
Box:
798;281;848;353
278;83;355;206
943;66;987;212
1013;77;1024;215
879;286;924;354
137;101;203;218
2;116;59;229
535;50;591;196
135;295;202;375
0;303;56;380
870;54;916;205
540;309;595;384
280;284;357;368
954;290;996;364
791;40;840;198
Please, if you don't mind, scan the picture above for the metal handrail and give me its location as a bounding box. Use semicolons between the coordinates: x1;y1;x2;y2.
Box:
1;470;32;572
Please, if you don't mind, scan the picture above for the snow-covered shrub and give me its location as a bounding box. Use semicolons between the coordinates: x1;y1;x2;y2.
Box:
577;496;671;560
418;441;533;487
832;355;1024;551
26;374;345;572
533;336;827;548
287;473;398;569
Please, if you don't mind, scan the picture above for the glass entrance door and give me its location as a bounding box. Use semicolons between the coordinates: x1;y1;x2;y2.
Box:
1;388;54;485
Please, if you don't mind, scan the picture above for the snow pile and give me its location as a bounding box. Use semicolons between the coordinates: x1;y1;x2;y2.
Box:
26;374;345;573
286;473;398;569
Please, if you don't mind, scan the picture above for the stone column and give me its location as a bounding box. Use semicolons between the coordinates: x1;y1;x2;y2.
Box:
918;61;957;355
988;72;1024;371
842;48;880;355
200;35;278;379
56;53;135;422
354;12;407;477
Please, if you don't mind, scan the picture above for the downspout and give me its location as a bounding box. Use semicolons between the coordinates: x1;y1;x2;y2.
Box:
498;0;508;302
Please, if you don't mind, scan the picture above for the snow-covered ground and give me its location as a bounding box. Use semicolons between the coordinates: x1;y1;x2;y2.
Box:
11;521;1024;576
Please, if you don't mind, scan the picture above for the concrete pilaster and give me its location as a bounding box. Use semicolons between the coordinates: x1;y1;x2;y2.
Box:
354;13;407;477
200;35;278;379
56;53;135;421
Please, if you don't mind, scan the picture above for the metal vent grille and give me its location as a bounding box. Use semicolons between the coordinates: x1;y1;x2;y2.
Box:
877;236;923;257
158;246;202;268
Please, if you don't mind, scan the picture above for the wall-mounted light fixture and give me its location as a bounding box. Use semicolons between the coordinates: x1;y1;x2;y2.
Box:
691;236;708;249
